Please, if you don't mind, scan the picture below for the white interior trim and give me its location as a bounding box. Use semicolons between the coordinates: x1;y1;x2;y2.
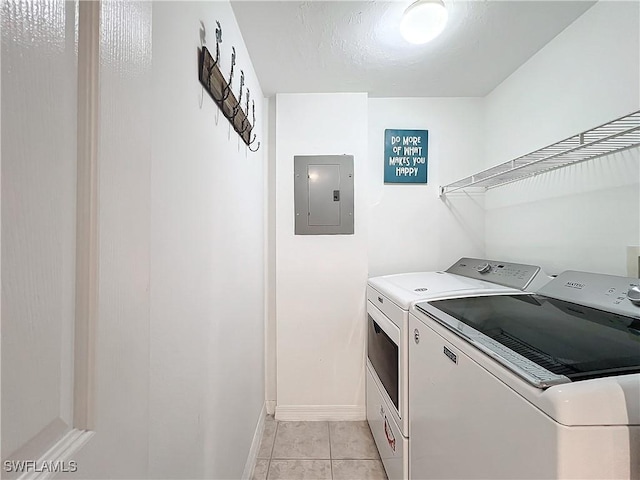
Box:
241;404;267;480
275;405;366;422
265;95;278;415
17;429;94;480
265;400;276;416
74;0;100;431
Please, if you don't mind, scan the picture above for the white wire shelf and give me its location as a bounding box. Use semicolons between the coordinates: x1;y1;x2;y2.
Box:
439;110;640;196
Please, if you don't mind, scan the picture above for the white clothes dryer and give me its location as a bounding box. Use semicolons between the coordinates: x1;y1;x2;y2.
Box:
366;258;550;480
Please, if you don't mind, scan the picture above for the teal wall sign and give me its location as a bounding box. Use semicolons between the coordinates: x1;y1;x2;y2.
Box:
384;129;428;183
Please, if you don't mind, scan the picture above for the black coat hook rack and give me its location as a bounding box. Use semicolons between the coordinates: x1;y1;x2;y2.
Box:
198;21;260;152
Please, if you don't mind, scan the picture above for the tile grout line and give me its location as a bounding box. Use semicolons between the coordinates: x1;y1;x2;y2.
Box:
266;417;278;480
328;421;333;480
271;458;333;460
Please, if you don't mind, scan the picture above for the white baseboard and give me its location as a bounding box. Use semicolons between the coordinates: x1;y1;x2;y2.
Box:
242;403;267;480
275;405;366;421
265;400;276;415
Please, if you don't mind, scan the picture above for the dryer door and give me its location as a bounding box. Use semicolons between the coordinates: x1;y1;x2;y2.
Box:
367;303;400;412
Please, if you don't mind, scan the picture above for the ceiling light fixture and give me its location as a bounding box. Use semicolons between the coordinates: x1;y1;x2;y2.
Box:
400;0;448;44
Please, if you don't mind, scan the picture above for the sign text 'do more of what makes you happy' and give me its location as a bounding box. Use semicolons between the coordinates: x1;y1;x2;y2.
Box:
384;129;429;183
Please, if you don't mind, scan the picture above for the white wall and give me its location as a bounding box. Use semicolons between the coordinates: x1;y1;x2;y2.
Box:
265;96;277;414
274;93;368;419
483;0;640;276
367;98;486;277
150;2;265;479
69;2;267;479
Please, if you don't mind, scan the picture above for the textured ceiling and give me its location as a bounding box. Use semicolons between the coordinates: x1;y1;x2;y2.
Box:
231;1;595;97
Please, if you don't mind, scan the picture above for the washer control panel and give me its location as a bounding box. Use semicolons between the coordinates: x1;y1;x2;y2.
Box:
538;270;640;317
445;257;541;290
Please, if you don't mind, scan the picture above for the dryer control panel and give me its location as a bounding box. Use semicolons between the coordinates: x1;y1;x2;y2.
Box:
445;258;541;290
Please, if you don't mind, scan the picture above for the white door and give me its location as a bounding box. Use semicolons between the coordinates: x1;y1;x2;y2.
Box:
1;1;100;475
2;0;79;466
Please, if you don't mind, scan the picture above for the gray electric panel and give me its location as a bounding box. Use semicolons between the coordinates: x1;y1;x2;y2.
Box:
294;155;354;235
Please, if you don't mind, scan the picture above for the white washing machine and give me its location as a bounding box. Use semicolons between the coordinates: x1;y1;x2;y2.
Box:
366;258;550;480
409;270;640;479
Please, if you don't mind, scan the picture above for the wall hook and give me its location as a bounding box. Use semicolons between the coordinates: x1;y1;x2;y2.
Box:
239;88;251;133
248;139;261;153
220;47;236;102
198;20;260;152
214;20;222;62
205;60;221;102
199;47;224;103
232;70;245;121
199;20;225;103
208;20;222;67
207;21;223;80
247;101;261;152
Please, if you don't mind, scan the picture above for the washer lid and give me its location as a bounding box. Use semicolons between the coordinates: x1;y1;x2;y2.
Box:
368;271;516;310
422;294;640;385
417;293;640;425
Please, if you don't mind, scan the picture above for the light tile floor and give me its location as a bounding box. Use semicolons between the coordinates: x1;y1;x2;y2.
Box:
252;417;388;480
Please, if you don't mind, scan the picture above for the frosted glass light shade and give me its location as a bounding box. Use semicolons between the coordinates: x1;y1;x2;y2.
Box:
400;0;448;44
